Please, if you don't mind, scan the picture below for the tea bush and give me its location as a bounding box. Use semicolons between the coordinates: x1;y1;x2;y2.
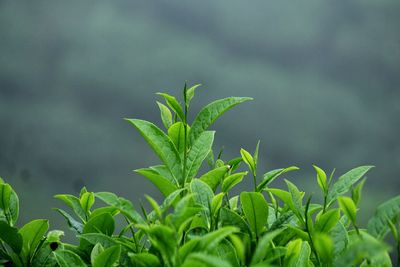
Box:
1;84;400;266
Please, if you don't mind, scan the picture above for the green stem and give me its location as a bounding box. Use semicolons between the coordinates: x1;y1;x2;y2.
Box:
182;83;188;186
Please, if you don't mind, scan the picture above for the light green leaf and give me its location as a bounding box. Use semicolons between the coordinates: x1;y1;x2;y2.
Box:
182;252;232;267
168;122;188;154
189;97;252;144
352;178;366;206
240;192;269;238
54;208;83;233
19;219;49;264
198;226;239;252
367;195;400;239
125;119;183;183
79;233;117;248
80;192;95;215
285;180;304;221
222;172;247;193
314;232;333;264
219;207;250;234
90;243;104;265
211;193;224;216
185;131;215;181
186;84;202;107
157;101;173;129
330;221;348;260
257;166;299;192
157;92;185;120
135;168;178;196
338;196;357;224
327;166;374;206
54;194;86;221
313;165;327;193
240;148;255;176
315;208;340;233
129;252;161;267
284;239;311;267
199;166;229;192
93;245;121;267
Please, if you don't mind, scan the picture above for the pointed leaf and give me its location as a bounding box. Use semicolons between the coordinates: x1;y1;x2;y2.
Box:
338;196;357;224
189;97;252;144
257;166;299;192
93;245;121;267
199;166;229;191
157;92;184;120
367;195;400;239
53;250;86;267
19;219;49;264
251;229;283;264
157;101;173;129
313;165;327;193
135;168;178;196
222;172;247;193
125;119;183;183
240;192;269;238
240;148;255;176
83;213;115;236
315;208;340;233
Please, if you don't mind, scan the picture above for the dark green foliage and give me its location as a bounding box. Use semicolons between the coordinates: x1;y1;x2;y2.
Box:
0;85;399;266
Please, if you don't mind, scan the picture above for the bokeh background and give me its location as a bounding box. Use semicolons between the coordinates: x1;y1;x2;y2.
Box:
1;0;399;234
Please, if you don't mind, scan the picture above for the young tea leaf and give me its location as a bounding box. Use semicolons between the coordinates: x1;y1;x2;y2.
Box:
157;101;173;129
240;148;255;176
240;192;269;238
313;165;327;193
157;92;185;120
367;195;400;239
222;172;247;193
53;250;86;267
338;196;357;225
135;168;178;196
257;166;299;192
93;245;121;267
199;166;229;191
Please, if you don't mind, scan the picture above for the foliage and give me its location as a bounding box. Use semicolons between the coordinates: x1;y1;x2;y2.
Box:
1;85;400;266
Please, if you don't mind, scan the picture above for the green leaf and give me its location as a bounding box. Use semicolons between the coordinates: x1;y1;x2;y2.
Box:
330;221;348;260
367;195;400;239
185;131;215;181
135;168;178;196
315;208;340;233
240;192;269;238
219;207;250;234
9;189;19;225
197;226;239;252
80;192;95;215
338;196;357;224
256;166;299;192
157;92;185;120
251;229;283;264
182;252;233;267
284;239;311;267
95;192;145;224
90;243;104;265
222;172;247;193
54;194;86;221
313;165;327;193
327;166;374;206
125;119;183;183
0;183;11;211
83;213;115;236
145;194;162;220
168;122;188;154
190;179;213;209
211;193;224;216
314;232;333;264
19;219;49;264
79;233;117;248
189;97;252;144
199;166;229;192
186;84;202;107
0;221;23;254
157;101;173;129
54;208;83;233
93;245;121;267
129;252;161;267
352;178;366;206
240;148;255;176
53;250;86;267
285;180;304;221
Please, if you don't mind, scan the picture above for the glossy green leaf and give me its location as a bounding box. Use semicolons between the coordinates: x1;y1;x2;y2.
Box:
157;101;173;129
185;131;215;181
285;180;304;220
186;84;201;107
135;168;178;196
367;195;400;239
168;122;188;154
157;92;185;120
313;165;327;193
240;148;255;176
0;221;23;254
338;196;357;224
182;252;233;267
240;192;269;238
0;183;11;211
330;221;348;260
125;119;183;183
199;166;229;191
53;250;86;267
211;192;224;216
190;179;213;209
327;166;374;206
83;213;115;236
189;97;252;144
80;192;95;215
19;219;49;264
90;243;104;265
54;194;86;221
257;166;299;192
93;245;120;267
219;207;250;234
352;178;366;206
129;252;161;267
284;239;311;267
315;208;340;233
222;172;247;193
79;233;117;248
54;208;83;233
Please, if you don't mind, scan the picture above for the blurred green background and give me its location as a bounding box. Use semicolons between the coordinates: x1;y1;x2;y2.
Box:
0;0;399;232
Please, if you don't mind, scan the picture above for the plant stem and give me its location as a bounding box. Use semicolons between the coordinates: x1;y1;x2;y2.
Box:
182;83;188;186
